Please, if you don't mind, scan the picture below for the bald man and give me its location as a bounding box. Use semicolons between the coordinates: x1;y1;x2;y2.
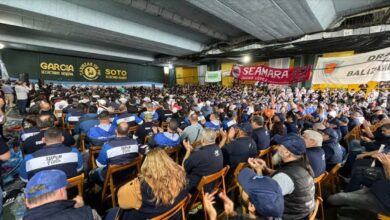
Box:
89;122;140;185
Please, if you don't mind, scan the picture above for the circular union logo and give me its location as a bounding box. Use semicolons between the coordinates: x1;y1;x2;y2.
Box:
79;62;101;80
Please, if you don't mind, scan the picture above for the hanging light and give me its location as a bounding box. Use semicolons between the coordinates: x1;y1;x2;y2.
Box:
242;55;251;64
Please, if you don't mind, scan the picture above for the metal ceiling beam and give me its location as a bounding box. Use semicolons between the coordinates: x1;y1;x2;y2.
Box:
113;0;228;41
0;28;155;62
0;0;206;53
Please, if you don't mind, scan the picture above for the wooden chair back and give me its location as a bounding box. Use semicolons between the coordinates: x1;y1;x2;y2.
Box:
227;162;247;193
67;173;85;197
309;196;323;220
66;123;76;135
151;195;189;220
128;125;138;134
89;145;102;170
186;166;229;220
164;146;181;163
79;133;86;152
54;110;63;119
258;147;273;168
101;156;142;207
61;113;67;128
313;171;328;220
144;134;153;145
378;213;390;220
328;163;342;193
161;122;169;131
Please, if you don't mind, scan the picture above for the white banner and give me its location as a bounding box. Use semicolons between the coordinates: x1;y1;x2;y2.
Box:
205;70;222;82
313;47;390;85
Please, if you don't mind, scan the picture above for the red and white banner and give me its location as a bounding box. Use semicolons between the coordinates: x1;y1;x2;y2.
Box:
231;64;312;84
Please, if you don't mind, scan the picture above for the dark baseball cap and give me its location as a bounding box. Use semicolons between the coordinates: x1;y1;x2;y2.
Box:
238;168;284;218
320;128;338;139
328;119;340;127
238;122;253;134
274;133;306;155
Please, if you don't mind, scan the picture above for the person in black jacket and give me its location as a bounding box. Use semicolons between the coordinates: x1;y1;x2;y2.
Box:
319;128;343;170
22;114;75;155
24;169;100;220
250;115;270;150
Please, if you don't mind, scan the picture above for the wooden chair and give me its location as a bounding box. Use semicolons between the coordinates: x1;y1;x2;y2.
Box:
309;196;323;220
67;173;85;197
128;125;138;134
326;163;342;193
61;113;67;128
164;146;181;163
79;133;86;152
314;172;328;220
54;109;63;119
258;147;273;169
89;146;102;170
151;195;190;220
378;213;390;219
185;166;230;220
161;122;169;131
144;134;153;145
66;123;76;135
227;162;247;193
101;156;142;207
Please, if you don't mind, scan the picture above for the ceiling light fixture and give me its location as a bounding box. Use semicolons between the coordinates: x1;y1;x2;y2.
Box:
242;55;251;64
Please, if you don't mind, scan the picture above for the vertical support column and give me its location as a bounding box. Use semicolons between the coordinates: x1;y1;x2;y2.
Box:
197;65;207;85
169;67;176;87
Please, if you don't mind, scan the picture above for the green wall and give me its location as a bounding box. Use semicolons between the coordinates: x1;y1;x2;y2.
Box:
1;49;163;84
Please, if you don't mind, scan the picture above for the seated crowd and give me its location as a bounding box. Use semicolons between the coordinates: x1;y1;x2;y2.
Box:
0;82;389;219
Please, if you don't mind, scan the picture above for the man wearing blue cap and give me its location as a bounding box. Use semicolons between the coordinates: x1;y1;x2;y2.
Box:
237;167;284;219
219;123;257;173
24;170;100;220
319;128;344;170
249;133;315;220
203;167;284;220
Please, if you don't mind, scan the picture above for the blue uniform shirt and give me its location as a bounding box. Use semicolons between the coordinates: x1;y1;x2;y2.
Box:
20;127;40;142
116;113;143;126
65;111;83;123
204;120;221;131
22;130;75;155
20;143;83;182
74;113;99;134
149;132;180;148
96;136;139;168
87;124;117;146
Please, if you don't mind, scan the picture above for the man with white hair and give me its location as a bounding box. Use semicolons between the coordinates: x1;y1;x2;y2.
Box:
303;130;326;178
182;128;223;193
140;102;159;121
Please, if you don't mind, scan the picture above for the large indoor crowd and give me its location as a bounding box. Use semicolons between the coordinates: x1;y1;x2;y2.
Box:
0;80;389;220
